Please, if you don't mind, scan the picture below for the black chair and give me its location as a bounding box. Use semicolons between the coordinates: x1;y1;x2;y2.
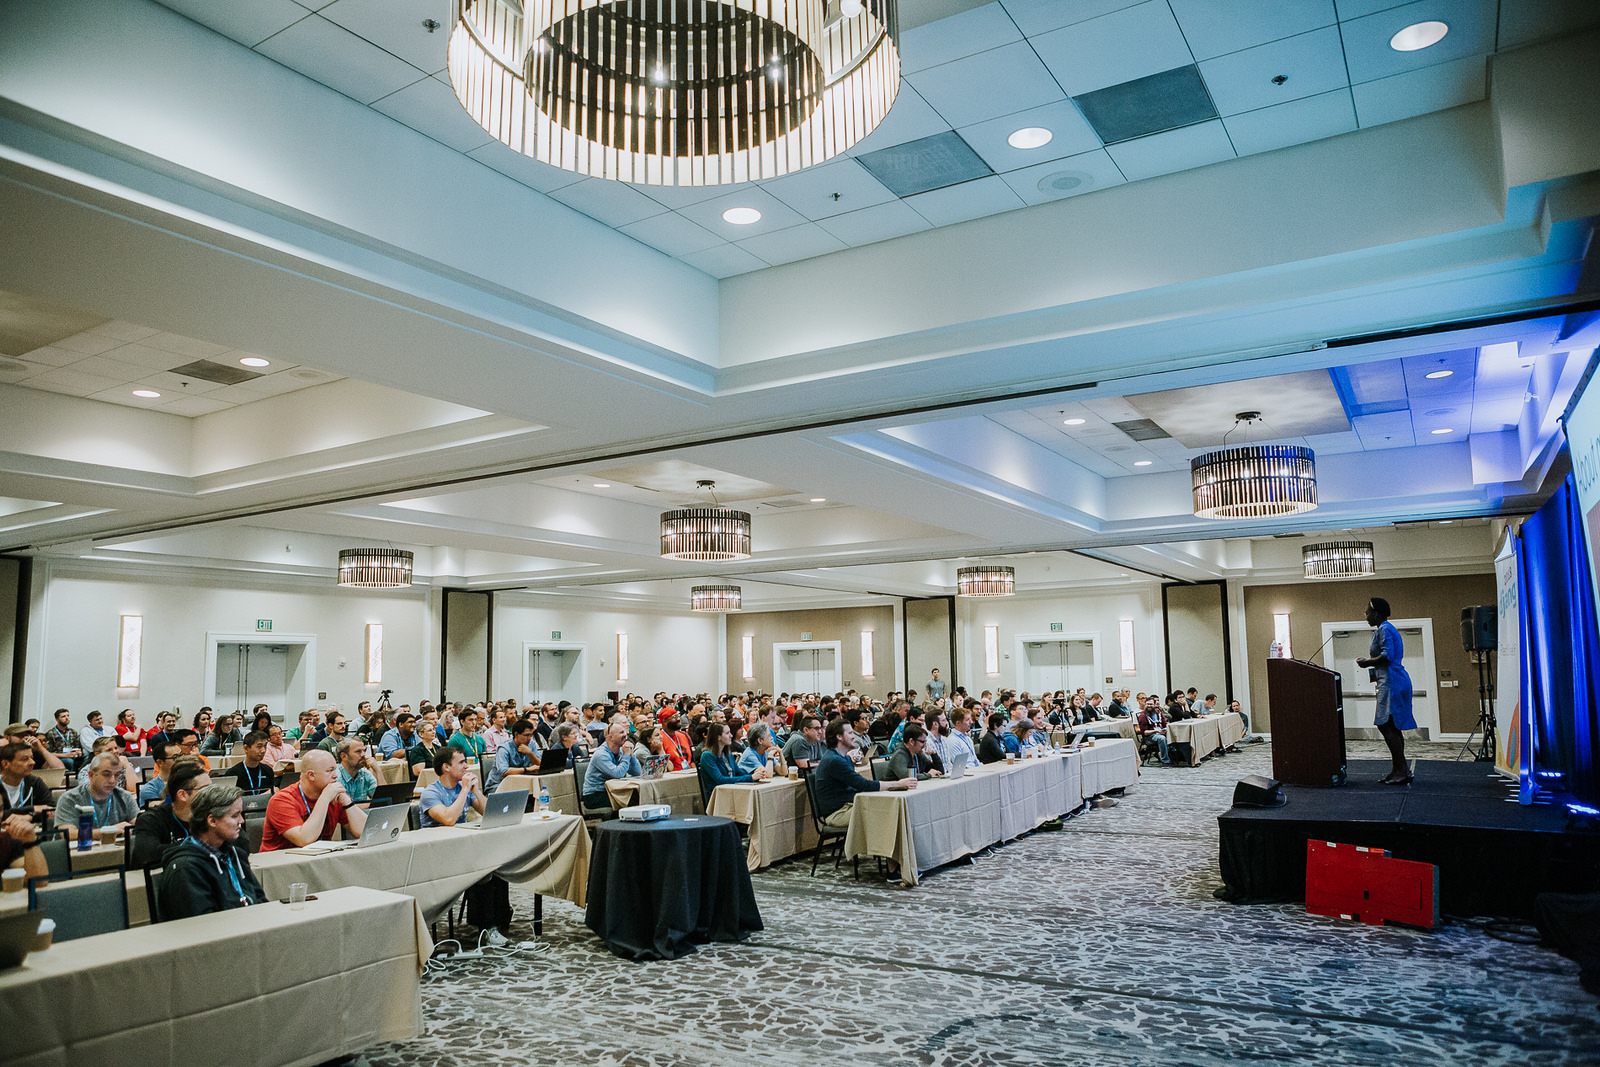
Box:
870;757;891;782
241;793;272;814
405;802;421;831
801;768;856;879
29;869;129;941
141;864;164;924
242;814;266;854
1133;728;1162;766
573;758;612;832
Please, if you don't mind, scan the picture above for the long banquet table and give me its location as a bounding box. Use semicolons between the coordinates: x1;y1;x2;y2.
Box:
2;885;426;1067
1166;712;1246;766
708;776;817;871
1050;717;1138;746
605;768;705;814
1078;737;1139;795
497;770;579;814
252;811;591;921
845;752;1087;886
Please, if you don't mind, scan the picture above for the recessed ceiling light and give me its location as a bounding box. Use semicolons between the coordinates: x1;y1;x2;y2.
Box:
1430;428;1454;435
1390;21;1448;51
238;356;271;368
1062;417;1086;426
1007;126;1052;150
840;0;864;14
722;206;762;225
592;483;611;488
1133;460;1153;467
810;497;826;503
131;389;161;398
1424;369;1453;379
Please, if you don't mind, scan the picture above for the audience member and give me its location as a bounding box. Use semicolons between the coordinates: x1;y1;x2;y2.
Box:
420;748;485;828
486;718;539;792
781;715;825;769
886;724;941;781
263;724;297;768
813;719;915;875
79;710;114;751
54;750;138;832
737;724;785;776
260;749;367;850
222;731;276;795
1136;695;1171;765
156;784;267;920
129;757;210;867
583;721;642;807
43;707;83;769
0;741;52;819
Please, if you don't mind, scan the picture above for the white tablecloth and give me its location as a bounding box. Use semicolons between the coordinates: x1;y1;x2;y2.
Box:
1078;738;1139;797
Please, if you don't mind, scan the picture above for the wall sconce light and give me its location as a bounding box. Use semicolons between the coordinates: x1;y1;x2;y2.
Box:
365;623;383;685
118;614;142;688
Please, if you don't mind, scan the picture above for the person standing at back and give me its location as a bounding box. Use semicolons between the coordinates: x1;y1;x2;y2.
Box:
925;668;946;702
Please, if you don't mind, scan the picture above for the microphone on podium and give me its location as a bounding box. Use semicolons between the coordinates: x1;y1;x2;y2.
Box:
1304;632;1339;667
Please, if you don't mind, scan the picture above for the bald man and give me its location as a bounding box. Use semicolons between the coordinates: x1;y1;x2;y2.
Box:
259;749;367;851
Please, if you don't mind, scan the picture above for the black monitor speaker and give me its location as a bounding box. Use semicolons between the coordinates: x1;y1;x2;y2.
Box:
1461;606;1497;652
1233;774;1286;808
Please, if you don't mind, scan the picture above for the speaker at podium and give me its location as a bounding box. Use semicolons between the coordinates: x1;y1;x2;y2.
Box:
1266;657;1348;787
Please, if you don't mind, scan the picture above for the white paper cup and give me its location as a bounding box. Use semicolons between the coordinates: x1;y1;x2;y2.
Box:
31;917;54;952
2;869;24;893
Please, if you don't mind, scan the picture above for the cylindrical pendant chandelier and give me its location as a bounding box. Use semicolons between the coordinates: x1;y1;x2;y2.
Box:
1302;541;1375;580
447;0;901;186
691;584;743;611
337;548;415;588
661;479;752;560
1191;444;1318;519
956;565;1014;598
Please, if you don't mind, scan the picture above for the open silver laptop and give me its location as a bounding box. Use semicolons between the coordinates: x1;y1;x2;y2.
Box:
947;749;970;777
294;804;405;852
457;788;527;829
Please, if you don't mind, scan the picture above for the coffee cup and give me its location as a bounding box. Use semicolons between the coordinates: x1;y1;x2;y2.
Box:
97;827;118;846
2;869;24;893
31;917;54;953
1005;752;1015;764
787;766;798;780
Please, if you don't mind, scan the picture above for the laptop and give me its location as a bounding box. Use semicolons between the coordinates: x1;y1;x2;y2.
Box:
641;754;670;780
946;749;970;778
457;789;527;829
537;748;571;774
368;781;415;809
292;805;405;853
0;912;43;970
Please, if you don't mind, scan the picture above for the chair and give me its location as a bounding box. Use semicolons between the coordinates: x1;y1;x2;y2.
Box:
241;792;271;814
141;864;165;924
29;869;129;941
1133;727;1162;766
870;757;891;782
801;768;856;879
405;802;421;831
39;832;71;881
242;814;266;854
573;759;612;831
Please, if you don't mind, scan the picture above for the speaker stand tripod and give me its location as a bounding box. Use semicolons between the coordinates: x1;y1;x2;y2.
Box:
1457;651;1496;762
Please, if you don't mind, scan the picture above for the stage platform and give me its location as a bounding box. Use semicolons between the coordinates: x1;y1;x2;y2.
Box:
1217;760;1600;918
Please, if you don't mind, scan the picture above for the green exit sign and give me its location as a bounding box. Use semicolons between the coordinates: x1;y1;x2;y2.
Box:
551;630;561;640
1050;622;1063;632
256;619;272;632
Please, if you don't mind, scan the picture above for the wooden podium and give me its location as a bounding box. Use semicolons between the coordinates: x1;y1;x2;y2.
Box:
1267;657;1347;787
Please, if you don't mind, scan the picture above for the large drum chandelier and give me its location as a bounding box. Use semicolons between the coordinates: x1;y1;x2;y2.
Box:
661;481;752;560
447;0;901;186
337;548;415;588
1302;541;1375;580
1191;412;1318;520
691;584;743;611
956;565;1014;598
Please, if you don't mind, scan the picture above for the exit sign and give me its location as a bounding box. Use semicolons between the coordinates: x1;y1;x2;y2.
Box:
256;619;272;632
551;630;561;640
1050;622;1063;632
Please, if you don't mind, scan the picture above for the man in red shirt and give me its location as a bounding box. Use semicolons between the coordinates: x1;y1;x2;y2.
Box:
659;714;693;771
260;749;367;851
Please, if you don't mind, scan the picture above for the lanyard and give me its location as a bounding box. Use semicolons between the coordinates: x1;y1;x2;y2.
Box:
91;794;113;826
242;763;265;790
223;850;247;905
298;785;312;818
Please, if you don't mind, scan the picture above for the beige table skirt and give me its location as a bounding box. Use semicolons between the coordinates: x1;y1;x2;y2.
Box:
845;754;1083;885
497;771;578;815
708;778;818;870
1166;713;1245;766
1;885;425;1067
605;769;704;814
252;812;591;920
1077;737;1139;797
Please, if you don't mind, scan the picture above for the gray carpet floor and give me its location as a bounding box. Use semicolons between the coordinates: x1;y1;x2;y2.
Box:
363;740;1597;1066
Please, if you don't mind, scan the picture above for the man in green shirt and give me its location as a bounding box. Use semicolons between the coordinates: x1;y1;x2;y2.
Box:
315;713;350;753
447;707;487;760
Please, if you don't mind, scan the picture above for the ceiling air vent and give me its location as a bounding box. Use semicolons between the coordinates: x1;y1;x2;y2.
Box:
1112;418;1171;441
168;360;262;385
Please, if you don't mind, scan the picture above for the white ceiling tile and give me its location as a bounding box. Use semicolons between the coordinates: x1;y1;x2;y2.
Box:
1340;0;1496;84
318;0;450;72
956;100;1103;174
1170;0;1337;61
200;382;277;404
94;342;195;372
1352;410;1415;448
1032;1;1195;97
904;175;1024;226
756;159;896;221
155;0;309;48
1498;0;1600;49
997;149;1126;205
1351;54;1485;128
547;178;668;228
48;332;123;356
1223;89;1356;157
1334;0;1410;19
618;213;724;257
294;0;337;9
16;345;84;368
1199;26;1350;116
82;321;161;343
57;354;159;381
907;42;1065;129
1301;430;1366;455
1000;0;1148;37
132;371;229;395
142;332;233;358
735;224;847;266
466;143;585;194
155;394;236;417
255;13;426;105
898;2;1023;74
629;182;744;210
1104;120;1235;180
21;368;127;396
846;84;952;155
84;387;173;409
222;371;331;398
371;75;494;153
679;244;769;279
816;201;933;246
676;187;807;240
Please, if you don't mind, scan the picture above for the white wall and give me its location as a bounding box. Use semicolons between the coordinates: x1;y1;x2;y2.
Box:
25;563;428;723
492;595;720;703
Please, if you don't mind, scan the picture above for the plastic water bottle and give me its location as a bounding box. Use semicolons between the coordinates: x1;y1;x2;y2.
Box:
539;783;550;814
76;805;93;851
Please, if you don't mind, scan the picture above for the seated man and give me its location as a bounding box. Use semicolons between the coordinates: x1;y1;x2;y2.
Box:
129;757;210;867
139;740;177;806
220;731;275;795
54;750;138;833
813;719;915;875
173;729;209;771
736;724;785;776
377;711;418;760
420;748;486;828
846;707;873;764
780;715;826;770
284;709;318;742
259;749;367;850
315;712;351;754
2;723;64;774
486;718;539;792
446;707;487;761
943;707;979;770
659;714;693;771
885;724;942;781
977;713;1009;764
0;740;54;820
582;721;642;808
1136;695;1171;765
42;707;82;772
262;724;297;769
334;737;380;805
156;783;267;920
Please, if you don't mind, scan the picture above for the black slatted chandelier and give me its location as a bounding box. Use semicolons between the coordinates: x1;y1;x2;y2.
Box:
337;548;415;588
447;0;901;186
1191;411;1318;520
956;565;1014;598
691;584;743;610
1302;540;1376;579
661;480;752;560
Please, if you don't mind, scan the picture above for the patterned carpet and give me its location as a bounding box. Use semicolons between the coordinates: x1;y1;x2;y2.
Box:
362;740;1597;1067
